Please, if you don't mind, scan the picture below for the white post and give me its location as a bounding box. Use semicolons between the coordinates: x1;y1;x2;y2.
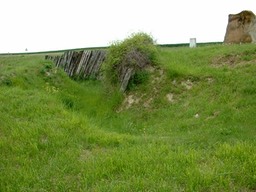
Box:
189;38;196;48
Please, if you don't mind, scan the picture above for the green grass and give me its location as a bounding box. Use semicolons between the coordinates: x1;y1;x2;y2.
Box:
1;44;256;191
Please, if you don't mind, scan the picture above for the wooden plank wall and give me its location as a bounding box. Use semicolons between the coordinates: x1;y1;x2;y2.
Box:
45;49;145;92
45;50;106;79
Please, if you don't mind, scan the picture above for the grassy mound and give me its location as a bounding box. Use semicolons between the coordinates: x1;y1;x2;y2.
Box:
0;43;256;191
104;32;158;91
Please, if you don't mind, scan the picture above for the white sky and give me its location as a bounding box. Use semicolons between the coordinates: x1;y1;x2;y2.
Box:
0;0;255;53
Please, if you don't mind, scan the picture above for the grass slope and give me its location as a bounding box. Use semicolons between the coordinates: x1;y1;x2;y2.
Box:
0;44;256;191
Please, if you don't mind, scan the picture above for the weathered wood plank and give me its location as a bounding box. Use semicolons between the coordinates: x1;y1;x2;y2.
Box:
46;49;106;80
120;68;135;92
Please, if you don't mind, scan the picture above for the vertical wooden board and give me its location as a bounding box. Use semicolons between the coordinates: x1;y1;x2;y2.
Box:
45;49;106;80
75;50;88;76
120;68;135;92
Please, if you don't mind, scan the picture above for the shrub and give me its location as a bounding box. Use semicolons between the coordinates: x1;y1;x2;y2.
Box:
104;32;158;91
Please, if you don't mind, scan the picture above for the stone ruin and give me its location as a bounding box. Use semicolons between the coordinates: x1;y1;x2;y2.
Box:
224;10;256;43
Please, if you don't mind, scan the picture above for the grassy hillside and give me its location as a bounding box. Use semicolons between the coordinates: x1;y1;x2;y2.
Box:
0;44;256;191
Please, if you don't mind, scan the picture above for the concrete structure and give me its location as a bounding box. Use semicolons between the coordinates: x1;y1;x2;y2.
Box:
189;38;196;48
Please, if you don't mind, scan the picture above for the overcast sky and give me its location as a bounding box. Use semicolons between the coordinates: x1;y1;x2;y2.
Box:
0;0;255;53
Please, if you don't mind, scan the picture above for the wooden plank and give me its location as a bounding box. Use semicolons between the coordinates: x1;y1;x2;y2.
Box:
45;49;106;80
120;67;134;92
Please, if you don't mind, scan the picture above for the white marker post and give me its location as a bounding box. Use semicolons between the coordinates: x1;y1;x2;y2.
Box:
189;38;196;48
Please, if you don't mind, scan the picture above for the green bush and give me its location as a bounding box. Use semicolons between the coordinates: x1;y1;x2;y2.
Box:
127;70;150;90
104;32;158;91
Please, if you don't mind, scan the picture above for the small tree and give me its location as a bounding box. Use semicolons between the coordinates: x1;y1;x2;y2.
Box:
104;32;158;92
